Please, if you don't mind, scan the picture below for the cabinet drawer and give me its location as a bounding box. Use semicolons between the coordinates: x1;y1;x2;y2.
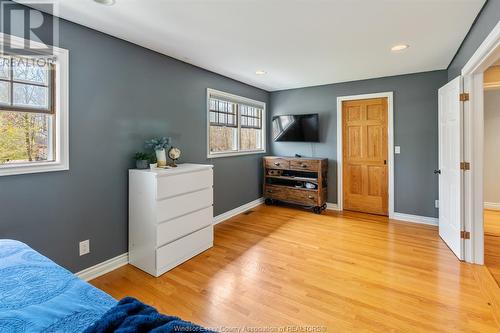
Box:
157;206;213;247
290;160;319;171
156;169;213;200
265;185;317;204
264;185;286;199
156;188;213;223
287;188;318;204
156;225;213;276
265;158;290;170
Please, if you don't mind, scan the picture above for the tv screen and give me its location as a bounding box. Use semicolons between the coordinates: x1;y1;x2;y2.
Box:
272;114;319;142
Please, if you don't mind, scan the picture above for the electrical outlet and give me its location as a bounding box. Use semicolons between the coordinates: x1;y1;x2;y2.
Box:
395;146;401;154
79;240;90;256
435;200;439;208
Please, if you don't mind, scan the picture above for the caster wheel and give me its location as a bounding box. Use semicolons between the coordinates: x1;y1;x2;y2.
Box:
265;198;273;205
321;204;327;211
313;206;321;214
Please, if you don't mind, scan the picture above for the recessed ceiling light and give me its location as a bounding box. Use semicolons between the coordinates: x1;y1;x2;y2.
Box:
94;0;116;5
255;70;266;75
391;44;409;52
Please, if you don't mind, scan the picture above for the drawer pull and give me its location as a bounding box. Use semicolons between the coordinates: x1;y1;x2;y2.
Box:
274;162;281;166
267;189;273;193
308;195;314;199
301;164;308;168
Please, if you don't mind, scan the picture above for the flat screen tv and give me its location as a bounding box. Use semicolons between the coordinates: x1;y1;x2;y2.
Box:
272;113;319;142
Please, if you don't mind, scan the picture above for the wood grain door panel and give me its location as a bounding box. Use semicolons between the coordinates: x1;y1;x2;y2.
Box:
343;98;388;216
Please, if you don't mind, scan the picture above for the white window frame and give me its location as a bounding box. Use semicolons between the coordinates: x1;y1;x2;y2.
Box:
0;33;69;176
207;88;266;158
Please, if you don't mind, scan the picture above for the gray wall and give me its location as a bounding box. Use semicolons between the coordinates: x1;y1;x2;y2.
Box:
484;89;500;204
448;0;500;80
270;70;448;218
0;6;268;272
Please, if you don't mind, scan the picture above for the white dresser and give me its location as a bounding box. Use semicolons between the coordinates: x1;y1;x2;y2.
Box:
129;163;214;277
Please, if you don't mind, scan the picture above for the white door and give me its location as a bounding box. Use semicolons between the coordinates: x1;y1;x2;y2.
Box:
438;76;464;260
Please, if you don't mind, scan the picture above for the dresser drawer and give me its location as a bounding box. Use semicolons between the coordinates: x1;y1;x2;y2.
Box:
157;206;213;247
265;157;290;170
290;159;319;171
156;225;213;276
287;188;318;204
156;188;213;223
156;169;213;200
265;185;317;204
264;185;286;199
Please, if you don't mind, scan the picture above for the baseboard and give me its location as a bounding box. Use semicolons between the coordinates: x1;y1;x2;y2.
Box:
485;202;500;211
326;202;340;211
213;197;264;225
326;204;437;226
74;199;265;281
75;252;129;282
391;212;438;226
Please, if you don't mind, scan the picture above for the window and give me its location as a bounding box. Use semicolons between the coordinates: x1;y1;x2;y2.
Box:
207;89;266;158
0;33;69;176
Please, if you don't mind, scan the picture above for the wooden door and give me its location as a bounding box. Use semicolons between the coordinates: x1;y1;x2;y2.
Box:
342;98;388;215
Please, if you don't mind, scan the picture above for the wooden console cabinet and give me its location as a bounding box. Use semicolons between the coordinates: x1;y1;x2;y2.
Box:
263;156;328;213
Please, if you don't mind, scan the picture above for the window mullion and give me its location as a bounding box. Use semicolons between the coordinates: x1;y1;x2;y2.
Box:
9;57;13;107
236;103;241;152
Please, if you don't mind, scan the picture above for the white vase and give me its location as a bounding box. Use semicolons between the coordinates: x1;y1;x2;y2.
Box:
155;149;167;167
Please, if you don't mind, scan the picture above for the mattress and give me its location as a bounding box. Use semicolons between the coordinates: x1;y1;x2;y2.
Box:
0;239;116;333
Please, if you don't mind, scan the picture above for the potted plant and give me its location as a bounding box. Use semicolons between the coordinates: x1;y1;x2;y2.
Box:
148;153;157;169
144;137;170;167
134;152;150;169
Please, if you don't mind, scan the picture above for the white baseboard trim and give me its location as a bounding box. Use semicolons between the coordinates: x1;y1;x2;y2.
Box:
391;212;438;226
326;202;340;211
74;199;265;281
213;197;265;225
75;253;129;282
485;202;500;210
326;204;437;226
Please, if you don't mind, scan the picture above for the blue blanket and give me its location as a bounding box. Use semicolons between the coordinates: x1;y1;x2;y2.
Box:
84;297;215;333
0;239;116;333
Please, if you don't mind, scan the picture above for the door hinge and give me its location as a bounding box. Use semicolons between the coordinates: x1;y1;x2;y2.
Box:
461;231;470;239
460;162;470;170
460;93;469;102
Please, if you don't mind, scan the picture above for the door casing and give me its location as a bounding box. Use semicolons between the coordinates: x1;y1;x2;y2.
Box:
336;92;394;217
460;21;500;264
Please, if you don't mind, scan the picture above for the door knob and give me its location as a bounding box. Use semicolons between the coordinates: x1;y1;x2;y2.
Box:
434;169;441;175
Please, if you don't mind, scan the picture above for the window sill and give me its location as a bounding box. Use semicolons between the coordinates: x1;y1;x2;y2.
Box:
207;149;266;159
0;161;69;177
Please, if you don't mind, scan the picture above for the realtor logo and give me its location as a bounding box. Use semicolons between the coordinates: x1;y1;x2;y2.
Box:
0;1;58;55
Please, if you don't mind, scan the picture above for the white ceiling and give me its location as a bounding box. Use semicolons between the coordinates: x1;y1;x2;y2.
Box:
19;0;485;91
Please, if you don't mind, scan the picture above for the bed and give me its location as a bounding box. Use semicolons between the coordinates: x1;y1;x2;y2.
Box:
0;240;215;333
0;239;116;332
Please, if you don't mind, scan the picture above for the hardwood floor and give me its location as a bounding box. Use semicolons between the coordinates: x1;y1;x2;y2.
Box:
485;209;500;287
485;210;500;236
91;205;500;332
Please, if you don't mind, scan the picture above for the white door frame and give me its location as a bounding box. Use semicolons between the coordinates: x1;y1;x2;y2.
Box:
336;92;395;217
461;21;500;264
